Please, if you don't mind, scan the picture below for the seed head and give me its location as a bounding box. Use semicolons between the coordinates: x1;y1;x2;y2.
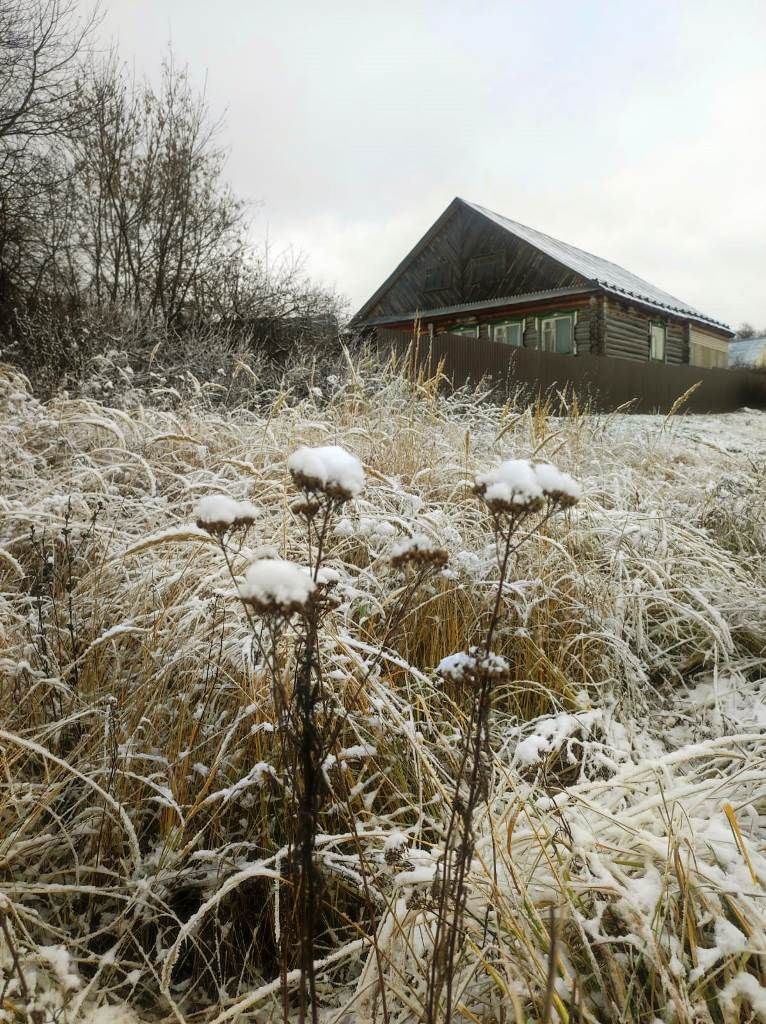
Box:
390;534;449;571
437;647;511;686
195;495;258;535
238;559;316;616
383;830;410;866
288;445;365;502
291;496;321;520
474;459;544;514
533;462;582;508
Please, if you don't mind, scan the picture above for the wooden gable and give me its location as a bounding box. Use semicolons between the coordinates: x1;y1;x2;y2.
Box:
357;199;590;321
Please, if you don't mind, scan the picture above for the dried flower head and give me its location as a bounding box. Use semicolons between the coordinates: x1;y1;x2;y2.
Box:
195;495;258;534
288;445;365;501
291;496;321;520
474;459;544;514
383;830;410;866
437;647;511;686
238;559;316;616
390;533;449;571
315;566;340;589
533;462;582;508
231;501;259;528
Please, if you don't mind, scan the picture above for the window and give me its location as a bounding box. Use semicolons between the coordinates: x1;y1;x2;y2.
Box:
493;321;523;347
468;252;504;290
540;314;575;354
650;322;666;361
424;261;451;291
449;324;479;338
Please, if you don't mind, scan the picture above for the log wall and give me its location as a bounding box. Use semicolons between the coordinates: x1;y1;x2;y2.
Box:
603;297;689;365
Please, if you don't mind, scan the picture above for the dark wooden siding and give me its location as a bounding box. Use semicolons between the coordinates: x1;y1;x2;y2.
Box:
603;297;689;365
523;317;539;349
604;298;651;361
667;321;688;365
369;204;589;319
575;307;592;354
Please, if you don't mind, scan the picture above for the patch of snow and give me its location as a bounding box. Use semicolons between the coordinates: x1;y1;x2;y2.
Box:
383;830;409;854
37;945;81;991
239;559;316;610
475;458;544;509
288;445;365;498
195;494;257;528
533;462;582;502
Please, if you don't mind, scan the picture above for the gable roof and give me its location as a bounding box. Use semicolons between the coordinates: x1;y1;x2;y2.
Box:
353;197;731;332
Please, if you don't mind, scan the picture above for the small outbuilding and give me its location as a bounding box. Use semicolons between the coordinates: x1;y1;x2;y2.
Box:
729;335;766;370
352;197;733;368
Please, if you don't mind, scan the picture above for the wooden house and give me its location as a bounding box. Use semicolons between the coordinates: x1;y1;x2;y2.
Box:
351;198;733;368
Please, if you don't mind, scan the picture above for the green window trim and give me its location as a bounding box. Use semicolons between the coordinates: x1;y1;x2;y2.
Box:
492;319;525;347
537;310;578;355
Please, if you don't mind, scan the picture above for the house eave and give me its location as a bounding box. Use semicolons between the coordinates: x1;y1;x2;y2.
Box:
353;286;598;328
353;281;733;336
598;284;733;335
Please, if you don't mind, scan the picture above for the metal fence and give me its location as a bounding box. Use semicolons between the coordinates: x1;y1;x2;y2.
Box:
377;328;766;413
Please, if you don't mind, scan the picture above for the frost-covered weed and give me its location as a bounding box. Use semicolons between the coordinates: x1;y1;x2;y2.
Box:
0;358;765;1022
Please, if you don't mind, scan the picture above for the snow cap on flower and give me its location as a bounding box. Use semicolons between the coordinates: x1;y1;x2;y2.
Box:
436;651;478;684
437;648;510;685
533;462;582;507
195;495;258;534
390;533;448;570
314;566;340;588
288;445;365;501
383;830;410;866
474;459;544;514
239;559;316;615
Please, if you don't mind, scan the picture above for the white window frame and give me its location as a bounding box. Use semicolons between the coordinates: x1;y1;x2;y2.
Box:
539;312;577;355
650;322;666;361
493;319;524;347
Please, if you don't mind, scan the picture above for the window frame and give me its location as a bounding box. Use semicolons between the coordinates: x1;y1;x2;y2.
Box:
467;251;505;290
448;323;480;338
492;319;525;347
649;321;666;362
424;260;451;292
538;311;577;355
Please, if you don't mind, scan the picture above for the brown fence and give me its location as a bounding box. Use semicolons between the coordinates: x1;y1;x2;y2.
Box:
377;329;766;414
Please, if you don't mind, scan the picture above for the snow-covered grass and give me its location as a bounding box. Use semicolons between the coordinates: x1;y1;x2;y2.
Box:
1;354;765;1022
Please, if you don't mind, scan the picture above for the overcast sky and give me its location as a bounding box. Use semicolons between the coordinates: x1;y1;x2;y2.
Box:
98;1;766;328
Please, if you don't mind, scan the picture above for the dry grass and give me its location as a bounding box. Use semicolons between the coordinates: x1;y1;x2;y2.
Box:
1;353;765;1022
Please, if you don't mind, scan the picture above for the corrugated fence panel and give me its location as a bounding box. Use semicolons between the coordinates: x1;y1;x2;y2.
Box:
376;329;766;413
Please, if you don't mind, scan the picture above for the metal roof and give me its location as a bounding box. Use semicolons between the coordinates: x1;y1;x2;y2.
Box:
352;197;732;333
361;286;596;326
462;199;731;331
728;335;766;368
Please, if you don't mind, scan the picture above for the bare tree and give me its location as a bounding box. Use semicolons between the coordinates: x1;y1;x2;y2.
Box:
67;56;247;323
0;0;95;143
0;0;97;313
0;14;344;386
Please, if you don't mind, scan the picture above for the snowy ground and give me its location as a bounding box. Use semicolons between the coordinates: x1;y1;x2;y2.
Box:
1;361;765;1022
613;407;766;457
